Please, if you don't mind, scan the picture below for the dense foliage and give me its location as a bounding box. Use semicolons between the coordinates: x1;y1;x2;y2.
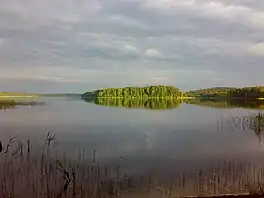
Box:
82;85;264;100
82;85;183;98
84;97;182;110
186;86;264;99
229;87;264;98
186;87;236;98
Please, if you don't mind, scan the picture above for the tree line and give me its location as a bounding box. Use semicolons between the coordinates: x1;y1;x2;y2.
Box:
229;87;264;98
82;85;184;98
186;86;264;99
82;85;264;99
186;87;235;98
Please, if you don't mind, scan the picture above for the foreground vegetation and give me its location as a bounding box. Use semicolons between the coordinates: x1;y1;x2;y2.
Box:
1;133;264;197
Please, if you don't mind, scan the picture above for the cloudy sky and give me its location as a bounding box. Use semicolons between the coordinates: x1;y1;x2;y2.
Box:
1;0;264;93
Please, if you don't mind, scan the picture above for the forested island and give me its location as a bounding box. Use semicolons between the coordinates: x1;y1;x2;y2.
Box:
82;85;264;101
82;85;184;99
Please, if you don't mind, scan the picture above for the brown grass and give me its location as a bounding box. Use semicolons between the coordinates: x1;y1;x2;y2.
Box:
1;133;264;198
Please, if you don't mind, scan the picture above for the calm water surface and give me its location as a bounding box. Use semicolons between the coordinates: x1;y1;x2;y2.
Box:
0;97;264;174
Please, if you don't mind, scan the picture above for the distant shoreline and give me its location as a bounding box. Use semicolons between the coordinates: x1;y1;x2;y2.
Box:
0;95;37;98
81;96;264;101
1;85;264;100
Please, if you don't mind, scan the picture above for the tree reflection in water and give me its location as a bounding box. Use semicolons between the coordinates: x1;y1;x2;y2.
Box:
83;97;183;110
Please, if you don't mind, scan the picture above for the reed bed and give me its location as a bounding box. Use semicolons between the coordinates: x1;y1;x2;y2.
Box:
1;133;264;198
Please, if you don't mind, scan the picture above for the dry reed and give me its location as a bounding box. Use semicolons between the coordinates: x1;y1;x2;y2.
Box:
1;133;264;198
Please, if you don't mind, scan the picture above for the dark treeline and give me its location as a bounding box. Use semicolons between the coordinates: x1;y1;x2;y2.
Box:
229;87;264;98
84;97;183;109
82;85;183;99
186;87;235;98
186;86;264;99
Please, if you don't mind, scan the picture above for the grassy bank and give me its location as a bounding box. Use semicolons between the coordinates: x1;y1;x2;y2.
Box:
0;93;40;106
1;134;264;197
0;92;38;97
0;99;44;110
0;96;37;99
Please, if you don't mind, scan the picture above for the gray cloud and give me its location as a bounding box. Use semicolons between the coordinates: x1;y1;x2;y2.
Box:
0;0;263;92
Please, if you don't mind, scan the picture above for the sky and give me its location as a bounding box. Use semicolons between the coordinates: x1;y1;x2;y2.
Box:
1;0;264;93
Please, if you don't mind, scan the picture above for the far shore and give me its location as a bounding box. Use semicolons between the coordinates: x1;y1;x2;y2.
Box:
0;95;37;98
0;96;39;100
0;95;40;102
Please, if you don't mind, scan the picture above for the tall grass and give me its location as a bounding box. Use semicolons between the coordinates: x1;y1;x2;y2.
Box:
1;133;264;197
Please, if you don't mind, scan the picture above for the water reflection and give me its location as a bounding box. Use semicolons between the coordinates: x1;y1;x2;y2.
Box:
237;112;264;143
187;98;264;109
219;112;264;143
83;97;183;110
84;97;264;110
1;97;264;196
250;113;264;141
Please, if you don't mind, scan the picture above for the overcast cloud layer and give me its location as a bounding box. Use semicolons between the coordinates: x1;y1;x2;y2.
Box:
1;0;264;93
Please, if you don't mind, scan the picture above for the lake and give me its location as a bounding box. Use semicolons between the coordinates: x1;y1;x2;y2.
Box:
0;97;264;176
